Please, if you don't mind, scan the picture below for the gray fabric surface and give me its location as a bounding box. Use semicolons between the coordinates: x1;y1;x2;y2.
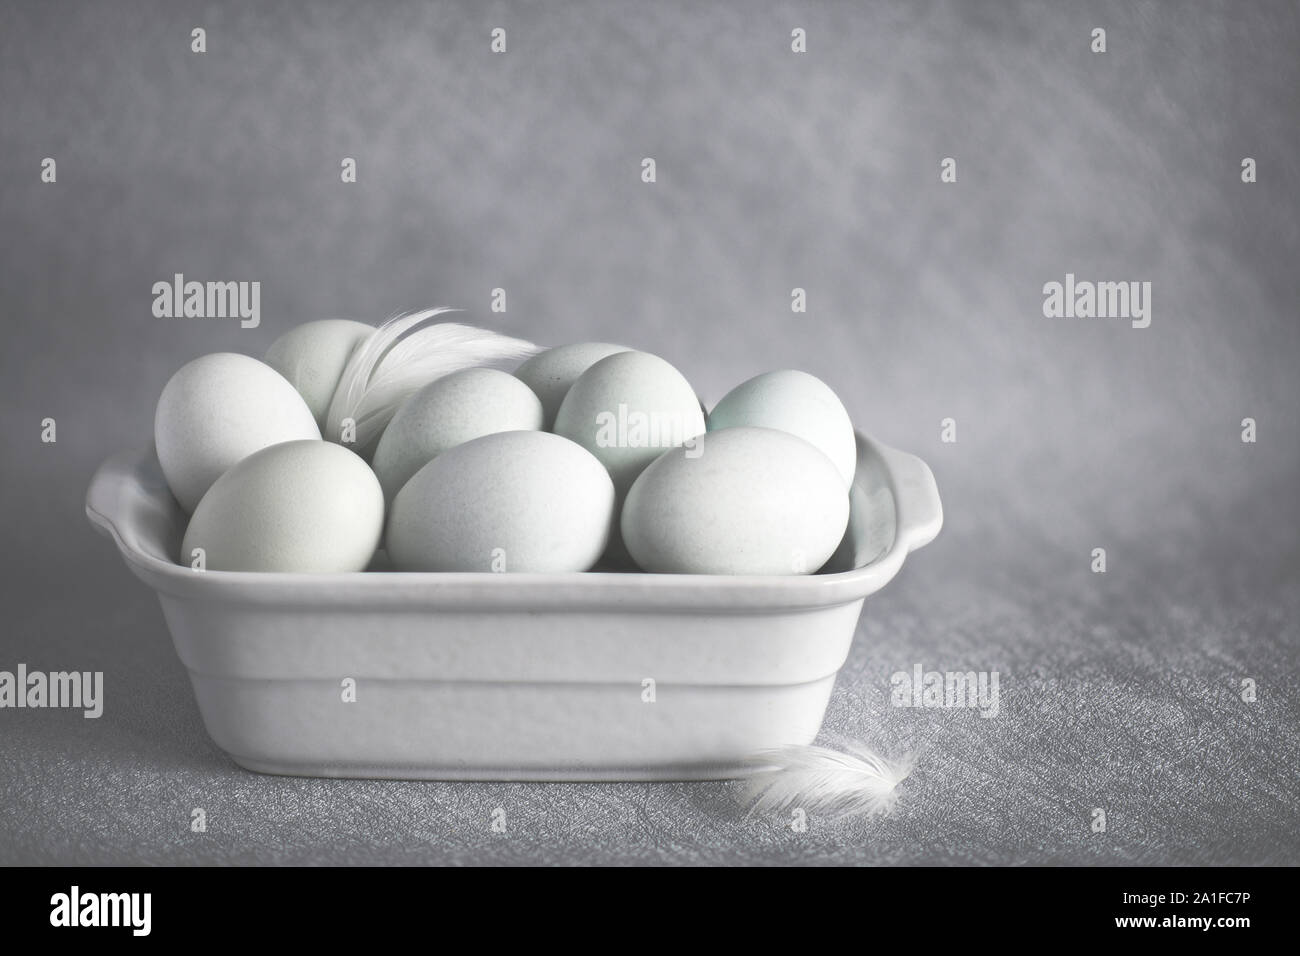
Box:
1;0;1297;865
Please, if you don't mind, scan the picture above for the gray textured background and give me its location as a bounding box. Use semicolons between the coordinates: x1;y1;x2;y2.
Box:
1;0;1297;865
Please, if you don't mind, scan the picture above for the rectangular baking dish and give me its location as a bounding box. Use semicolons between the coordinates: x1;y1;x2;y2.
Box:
85;431;941;781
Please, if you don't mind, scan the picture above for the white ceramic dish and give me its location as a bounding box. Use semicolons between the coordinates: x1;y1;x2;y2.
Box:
85;432;941;781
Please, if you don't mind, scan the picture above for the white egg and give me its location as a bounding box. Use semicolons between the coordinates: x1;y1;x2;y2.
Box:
621;426;849;575
514;342;630;430
154;353;321;512
552;350;706;497
371;367;544;503
706;369;857;487
263;319;374;433
181;440;383;572
387;431;614;573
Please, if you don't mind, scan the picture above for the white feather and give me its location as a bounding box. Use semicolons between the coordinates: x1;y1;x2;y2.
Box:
738;740;915;820
323;308;541;451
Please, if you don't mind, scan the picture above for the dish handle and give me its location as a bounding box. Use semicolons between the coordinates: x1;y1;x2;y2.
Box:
85;446;182;568
875;441;943;554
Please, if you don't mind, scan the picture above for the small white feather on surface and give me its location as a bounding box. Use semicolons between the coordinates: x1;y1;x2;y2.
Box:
738;740;915;820
324;309;541;452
